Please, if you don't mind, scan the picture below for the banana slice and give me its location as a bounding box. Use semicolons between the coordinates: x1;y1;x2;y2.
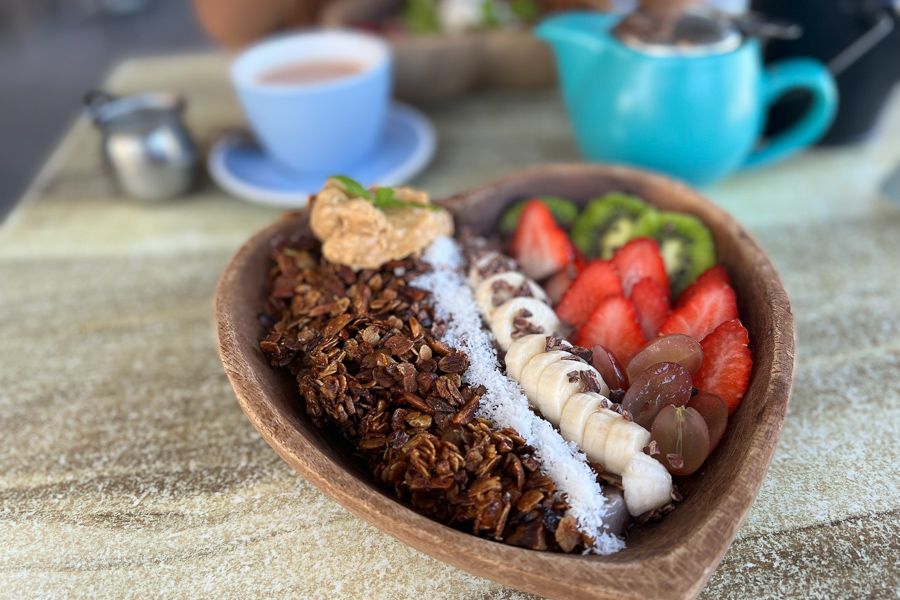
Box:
490;297;560;351
468;251;516;288
559;392;607;447
518;350;571;403
603;419;652;476
622;453;673;517
580;409;651;476
534;361;606;425
474;272;549;319
504;334;550;381
581;408;621;466
506;335;578;381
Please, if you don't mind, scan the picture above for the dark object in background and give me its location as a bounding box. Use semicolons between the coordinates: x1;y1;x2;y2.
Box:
754;0;900;145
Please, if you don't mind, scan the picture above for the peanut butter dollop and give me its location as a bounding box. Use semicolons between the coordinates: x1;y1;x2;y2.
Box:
310;179;454;270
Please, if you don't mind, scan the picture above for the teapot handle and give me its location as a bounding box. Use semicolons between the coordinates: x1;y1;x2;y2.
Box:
84;89;118;123
744;58;837;169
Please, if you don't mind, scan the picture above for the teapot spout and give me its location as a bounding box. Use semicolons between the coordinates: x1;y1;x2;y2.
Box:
535;12;620;99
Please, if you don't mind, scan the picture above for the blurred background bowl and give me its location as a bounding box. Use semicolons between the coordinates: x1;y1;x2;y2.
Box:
320;0;560;104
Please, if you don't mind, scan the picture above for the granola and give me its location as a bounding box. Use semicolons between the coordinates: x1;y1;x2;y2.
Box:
259;236;584;552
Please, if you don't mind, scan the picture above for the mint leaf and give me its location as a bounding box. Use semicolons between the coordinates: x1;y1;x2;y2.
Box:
333;176;440;211
332;175;372;200
372;186;441;211
374;187;395;206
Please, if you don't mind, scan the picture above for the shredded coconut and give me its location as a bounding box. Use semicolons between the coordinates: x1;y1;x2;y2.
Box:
416;237;624;555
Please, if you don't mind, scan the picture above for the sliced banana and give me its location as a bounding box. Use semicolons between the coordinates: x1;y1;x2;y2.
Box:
580;409;651;476
603;419;651;476
518;350;571;403
506;335;577;382
622;453;673;516
581;408;621;466
504;334;551;381
559;392;607;447
534;361;606;425
490;297;560;351
474;272;549;319
468;251;516;288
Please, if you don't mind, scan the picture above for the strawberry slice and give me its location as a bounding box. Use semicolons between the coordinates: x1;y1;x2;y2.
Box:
555;260;623;327
575;295;647;365
510;200;577;281
694;319;752;414
676;265;732;308
612;237;670;298
659;281;737;341
630;277;670;338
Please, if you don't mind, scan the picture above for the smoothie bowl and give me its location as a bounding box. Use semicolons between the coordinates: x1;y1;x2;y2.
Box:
214;164;794;599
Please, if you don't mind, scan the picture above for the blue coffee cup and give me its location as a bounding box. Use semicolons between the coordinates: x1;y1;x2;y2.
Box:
231;30;392;174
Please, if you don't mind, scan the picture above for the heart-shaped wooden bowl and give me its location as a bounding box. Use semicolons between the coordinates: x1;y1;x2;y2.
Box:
215;164;794;599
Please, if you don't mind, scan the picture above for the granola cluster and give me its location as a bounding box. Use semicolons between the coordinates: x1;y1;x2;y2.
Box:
259;233;585;552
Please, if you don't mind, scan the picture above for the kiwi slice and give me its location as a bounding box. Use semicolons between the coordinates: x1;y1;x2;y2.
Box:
633;211;716;296
499;196;579;234
571;192;653;259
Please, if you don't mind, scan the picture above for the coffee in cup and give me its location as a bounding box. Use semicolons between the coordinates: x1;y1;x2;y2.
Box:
257;59;364;86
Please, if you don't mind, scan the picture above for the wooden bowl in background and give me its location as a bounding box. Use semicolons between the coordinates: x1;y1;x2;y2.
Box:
320;0;557;104
215;164;795;599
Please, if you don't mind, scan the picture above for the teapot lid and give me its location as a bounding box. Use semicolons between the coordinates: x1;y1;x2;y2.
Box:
614;4;742;57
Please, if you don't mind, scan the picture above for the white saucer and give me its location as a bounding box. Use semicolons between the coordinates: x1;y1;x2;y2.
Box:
208;103;436;208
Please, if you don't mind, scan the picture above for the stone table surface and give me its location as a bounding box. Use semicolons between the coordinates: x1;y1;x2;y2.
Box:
1;53;898;599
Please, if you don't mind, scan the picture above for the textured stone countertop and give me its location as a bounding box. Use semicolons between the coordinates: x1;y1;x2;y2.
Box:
1;54;898;599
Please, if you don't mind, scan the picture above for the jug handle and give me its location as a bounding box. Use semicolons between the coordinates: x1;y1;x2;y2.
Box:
84;90;117;123
744;59;838;169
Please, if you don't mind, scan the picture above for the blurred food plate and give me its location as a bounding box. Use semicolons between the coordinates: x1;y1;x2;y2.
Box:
208;103;435;208
321;0;558;104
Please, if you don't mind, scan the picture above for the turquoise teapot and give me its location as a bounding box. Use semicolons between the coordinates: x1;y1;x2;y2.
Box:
536;9;838;186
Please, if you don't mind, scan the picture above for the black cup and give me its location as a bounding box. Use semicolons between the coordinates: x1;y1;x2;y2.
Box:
753;0;900;145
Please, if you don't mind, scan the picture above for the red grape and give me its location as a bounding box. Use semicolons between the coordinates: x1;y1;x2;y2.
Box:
626;334;703;383
622;362;692;429
651;405;710;476
687;393;728;450
600;484;629;537
592;344;628;392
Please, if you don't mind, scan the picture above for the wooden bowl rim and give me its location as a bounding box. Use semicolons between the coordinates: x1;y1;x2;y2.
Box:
215;163;794;599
